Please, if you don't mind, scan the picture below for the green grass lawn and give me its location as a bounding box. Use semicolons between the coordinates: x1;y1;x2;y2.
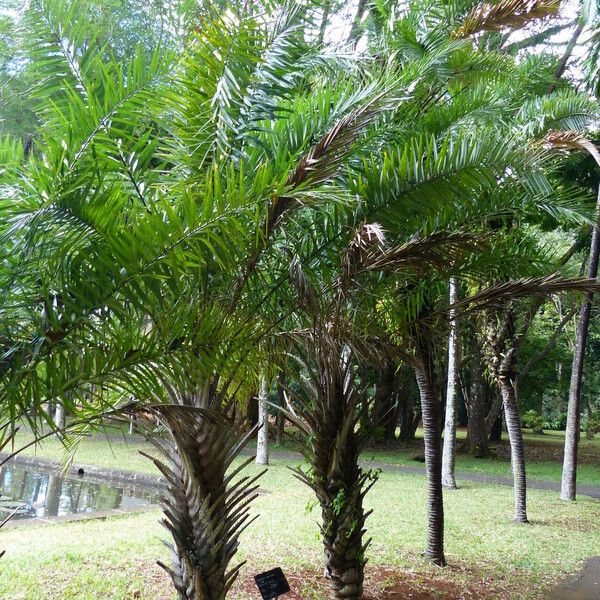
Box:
1;427;600;599
1;451;599;599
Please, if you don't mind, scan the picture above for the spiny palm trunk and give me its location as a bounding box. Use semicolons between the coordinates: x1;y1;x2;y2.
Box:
561;189;600;501
138;405;261;600
442;277;459;489
498;376;528;523
414;339;446;567
293;344;377;599
296;413;374;599
320;454;371;599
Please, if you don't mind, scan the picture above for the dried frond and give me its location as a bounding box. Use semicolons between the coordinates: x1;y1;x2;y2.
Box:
454;273;600;315
454;0;560;39
289;256;319;315
365;231;488;274
266;91;389;232
232;91;391;309
541;130;600;167
342;222;386;283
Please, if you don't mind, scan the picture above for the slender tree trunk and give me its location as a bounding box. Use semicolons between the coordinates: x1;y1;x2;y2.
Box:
561;189;600;500
317;0;331;46
398;400;417;441
275;370;285;446
414;338;446;566
373;362;398;443
398;367;420;442
442;278;459;489
485;388;503;440
346;0;368;46
45;473;61;517
499;374;528;523
488;409;503;442
547;20;584;94
467;338;489;457
256;376;269;466
54;403;65;432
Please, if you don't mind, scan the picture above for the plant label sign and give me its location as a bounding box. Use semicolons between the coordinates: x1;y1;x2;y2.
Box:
254;567;290;599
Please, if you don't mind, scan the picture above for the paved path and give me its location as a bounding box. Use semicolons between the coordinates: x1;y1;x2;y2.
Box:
360;460;600;500
547;557;600;599
239;447;600;501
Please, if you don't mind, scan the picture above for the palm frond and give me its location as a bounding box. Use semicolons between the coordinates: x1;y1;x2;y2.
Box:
541;130;600;166
364;231;489;274
454;0;560;38
454;273;600;314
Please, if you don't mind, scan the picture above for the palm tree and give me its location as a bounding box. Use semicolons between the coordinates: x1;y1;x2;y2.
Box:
1;2;599;598
542;132;600;502
0;3;396;598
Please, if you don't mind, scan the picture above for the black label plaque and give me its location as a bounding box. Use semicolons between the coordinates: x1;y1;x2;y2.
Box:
254;567;290;599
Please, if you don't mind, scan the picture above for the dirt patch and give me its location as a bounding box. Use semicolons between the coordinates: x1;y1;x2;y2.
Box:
234;565;522;599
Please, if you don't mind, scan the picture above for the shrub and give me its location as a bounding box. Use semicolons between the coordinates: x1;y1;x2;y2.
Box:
585;413;600;439
522;410;545;434
543;411;567;431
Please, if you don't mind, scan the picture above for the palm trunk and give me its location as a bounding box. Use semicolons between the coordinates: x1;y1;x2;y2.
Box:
139;404;261;600
293;344;376;599
275;370;285;446
499;376;528;523
467;339;489;457
256;376;269;466
318;455;371;599
414;338;446;567
298;421;373;598
442;277;459;489
561;188;600;500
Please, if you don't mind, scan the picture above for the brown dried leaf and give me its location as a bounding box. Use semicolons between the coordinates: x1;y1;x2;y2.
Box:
541;130;600;166
454;0;560;38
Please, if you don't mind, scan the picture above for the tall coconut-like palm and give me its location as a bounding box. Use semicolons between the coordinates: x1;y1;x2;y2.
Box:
541;132;600;502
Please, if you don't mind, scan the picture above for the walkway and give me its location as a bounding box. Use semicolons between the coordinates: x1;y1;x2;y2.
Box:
547;557;600;600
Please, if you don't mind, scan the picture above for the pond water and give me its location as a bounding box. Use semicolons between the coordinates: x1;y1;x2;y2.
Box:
0;463;159;521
